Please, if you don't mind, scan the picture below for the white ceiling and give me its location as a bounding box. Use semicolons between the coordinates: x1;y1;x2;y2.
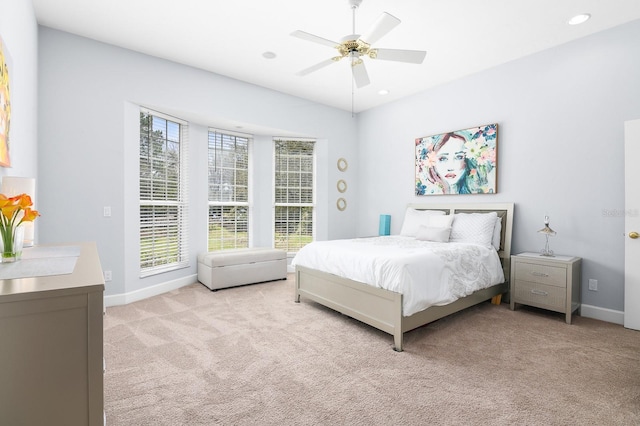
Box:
32;0;640;113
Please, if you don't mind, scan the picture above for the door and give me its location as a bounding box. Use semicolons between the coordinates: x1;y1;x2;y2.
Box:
624;119;640;330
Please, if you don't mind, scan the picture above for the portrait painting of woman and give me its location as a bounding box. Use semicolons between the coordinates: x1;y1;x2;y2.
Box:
415;123;497;195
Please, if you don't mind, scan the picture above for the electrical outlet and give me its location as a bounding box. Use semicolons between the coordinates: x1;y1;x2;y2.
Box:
104;270;112;282
103;206;111;217
588;279;598;291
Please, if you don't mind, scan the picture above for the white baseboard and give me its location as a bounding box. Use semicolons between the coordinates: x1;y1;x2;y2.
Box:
103;277;625;327
104;274;198;307
580;304;624;325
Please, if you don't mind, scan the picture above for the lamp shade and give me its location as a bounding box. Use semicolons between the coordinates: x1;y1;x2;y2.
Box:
537;215;557;236
1;177;36;247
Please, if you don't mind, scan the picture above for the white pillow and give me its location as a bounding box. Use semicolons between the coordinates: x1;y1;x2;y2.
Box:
428;214;454;229
416;225;451;242
399;208;446;237
450;212;498;248
492;216;502;250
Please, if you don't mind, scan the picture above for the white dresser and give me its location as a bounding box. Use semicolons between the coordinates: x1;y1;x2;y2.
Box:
0;242;105;425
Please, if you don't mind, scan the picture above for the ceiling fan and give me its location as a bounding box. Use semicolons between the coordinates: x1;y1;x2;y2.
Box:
290;0;427;88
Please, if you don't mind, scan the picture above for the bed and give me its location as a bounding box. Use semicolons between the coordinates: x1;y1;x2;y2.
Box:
293;202;514;351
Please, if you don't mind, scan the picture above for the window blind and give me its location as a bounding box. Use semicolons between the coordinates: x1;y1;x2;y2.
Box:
273;139;315;253
207;129;250;251
139;109;189;276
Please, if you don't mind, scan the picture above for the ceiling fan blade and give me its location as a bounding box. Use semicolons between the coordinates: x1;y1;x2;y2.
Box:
372;48;426;64
359;12;401;45
351;59;370;88
290;30;339;48
296;57;341;76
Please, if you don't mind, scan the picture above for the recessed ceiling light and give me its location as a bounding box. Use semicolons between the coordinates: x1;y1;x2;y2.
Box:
568;13;591;25
262;51;277;59
378;89;390;95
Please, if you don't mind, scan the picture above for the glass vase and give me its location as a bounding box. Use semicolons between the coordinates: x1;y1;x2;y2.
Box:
1;224;25;263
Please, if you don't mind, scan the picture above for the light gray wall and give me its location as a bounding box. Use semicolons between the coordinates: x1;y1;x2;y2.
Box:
34;17;640;314
0;0;38;195
38;27;358;298
357;19;640;313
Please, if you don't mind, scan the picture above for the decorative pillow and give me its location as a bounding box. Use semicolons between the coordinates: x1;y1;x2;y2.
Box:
428;214;454;229
449;212;498;248
416;225;451;242
492;216;502;250
399;208;446;237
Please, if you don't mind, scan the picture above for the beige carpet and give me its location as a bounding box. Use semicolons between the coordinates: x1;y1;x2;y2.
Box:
104;275;640;425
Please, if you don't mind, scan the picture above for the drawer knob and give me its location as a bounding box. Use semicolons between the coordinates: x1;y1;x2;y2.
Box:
530;289;549;296
531;271;549;277
630;231;639;239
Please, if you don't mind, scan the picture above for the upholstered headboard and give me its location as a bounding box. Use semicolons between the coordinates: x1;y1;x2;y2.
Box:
407;202;514;279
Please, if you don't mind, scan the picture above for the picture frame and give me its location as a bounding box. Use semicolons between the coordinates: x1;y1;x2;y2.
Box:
0;34;12;167
415;123;498;195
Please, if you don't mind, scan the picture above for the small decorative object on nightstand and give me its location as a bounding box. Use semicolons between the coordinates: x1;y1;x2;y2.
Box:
538;215;556;257
510;252;581;324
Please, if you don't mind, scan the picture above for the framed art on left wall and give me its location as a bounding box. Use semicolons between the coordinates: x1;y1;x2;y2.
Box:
0;33;12;167
415;123;498;195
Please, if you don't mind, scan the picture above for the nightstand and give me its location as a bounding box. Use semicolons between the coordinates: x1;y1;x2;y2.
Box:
510;252;582;324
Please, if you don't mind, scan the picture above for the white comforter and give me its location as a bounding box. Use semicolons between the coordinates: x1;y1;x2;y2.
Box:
291;236;505;316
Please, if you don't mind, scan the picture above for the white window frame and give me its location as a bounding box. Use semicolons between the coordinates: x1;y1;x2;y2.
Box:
273;138;316;255
207;129;251;251
139;108;189;277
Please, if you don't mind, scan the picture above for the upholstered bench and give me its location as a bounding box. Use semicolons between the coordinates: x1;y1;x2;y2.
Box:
197;247;287;290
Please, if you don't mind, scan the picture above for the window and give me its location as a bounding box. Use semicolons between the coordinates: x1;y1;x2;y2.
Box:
274;139;315;253
208;130;249;250
139;110;189;276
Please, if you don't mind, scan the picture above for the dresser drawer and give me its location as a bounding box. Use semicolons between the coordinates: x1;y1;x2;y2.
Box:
515;261;566;287
514;280;566;311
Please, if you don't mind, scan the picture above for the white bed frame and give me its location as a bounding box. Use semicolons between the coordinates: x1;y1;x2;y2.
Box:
294;202;514;351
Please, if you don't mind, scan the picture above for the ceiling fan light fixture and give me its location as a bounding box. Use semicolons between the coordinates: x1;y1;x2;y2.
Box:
290;0;426;90
568;13;591;25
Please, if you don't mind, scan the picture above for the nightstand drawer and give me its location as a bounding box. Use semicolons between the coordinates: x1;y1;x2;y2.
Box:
514;281;566;310
515;262;566;287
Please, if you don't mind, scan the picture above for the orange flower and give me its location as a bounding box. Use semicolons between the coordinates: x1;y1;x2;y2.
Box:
0;194;11;208
21;207;39;223
0;192;40;258
16;194;33;210
1;203;20;221
0;194;37;224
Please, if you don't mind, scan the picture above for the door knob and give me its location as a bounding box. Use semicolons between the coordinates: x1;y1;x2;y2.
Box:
630;231;640;239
